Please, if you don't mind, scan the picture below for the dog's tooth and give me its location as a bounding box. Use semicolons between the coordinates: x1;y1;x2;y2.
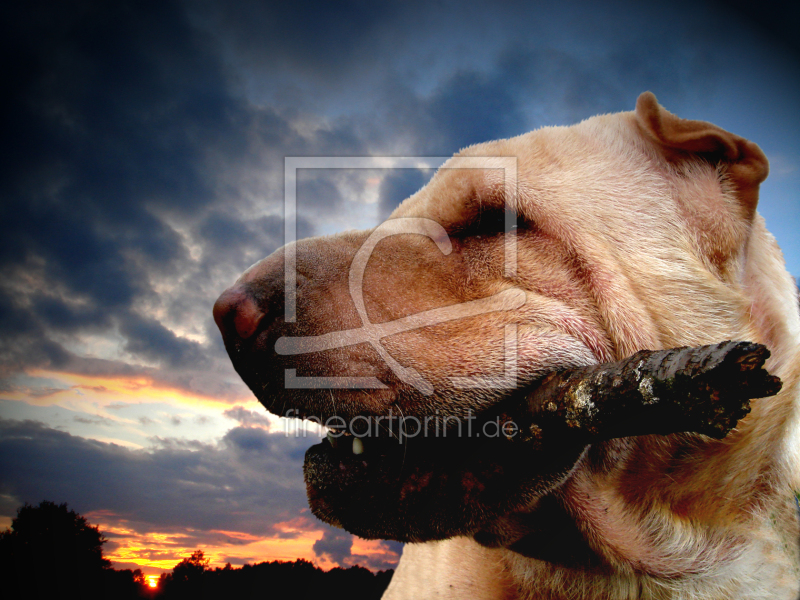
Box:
327;431;339;449
352;437;365;455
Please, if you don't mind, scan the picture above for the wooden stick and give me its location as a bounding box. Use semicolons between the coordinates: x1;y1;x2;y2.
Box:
503;341;782;449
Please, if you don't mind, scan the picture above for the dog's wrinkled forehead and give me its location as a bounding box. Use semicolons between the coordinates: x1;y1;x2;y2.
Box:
391;123;636;244
394;93;768;254
392;159;514;232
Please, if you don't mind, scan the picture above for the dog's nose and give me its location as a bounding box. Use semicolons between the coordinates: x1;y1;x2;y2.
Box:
213;285;265;340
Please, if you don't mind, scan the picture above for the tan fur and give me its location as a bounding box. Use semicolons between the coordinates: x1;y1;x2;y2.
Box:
382;96;800;599
219;94;800;598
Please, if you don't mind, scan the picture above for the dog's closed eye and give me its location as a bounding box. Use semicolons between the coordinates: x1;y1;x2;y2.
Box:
451;208;520;238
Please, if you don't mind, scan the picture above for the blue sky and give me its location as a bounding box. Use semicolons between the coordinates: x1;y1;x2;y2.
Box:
0;0;798;575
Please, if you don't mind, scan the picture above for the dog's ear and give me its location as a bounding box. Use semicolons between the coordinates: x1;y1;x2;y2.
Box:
635;91;768;219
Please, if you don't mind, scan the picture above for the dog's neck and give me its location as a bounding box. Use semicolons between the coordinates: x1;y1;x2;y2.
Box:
382;537;515;600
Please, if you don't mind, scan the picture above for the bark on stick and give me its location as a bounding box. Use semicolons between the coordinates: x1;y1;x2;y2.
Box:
503;341;782;448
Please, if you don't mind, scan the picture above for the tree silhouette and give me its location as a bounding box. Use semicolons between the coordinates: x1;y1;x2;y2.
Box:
175;550;209;574
0;500;117;599
172;549;209;584
161;549;211;598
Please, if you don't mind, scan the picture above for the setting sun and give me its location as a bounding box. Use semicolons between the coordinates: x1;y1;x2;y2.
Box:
147;576;159;589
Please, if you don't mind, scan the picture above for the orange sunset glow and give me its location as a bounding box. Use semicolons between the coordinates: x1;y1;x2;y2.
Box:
16;368;252;410
90;510;399;575
4;362;401;578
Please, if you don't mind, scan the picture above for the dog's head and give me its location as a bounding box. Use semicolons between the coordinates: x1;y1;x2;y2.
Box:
213;93;768;543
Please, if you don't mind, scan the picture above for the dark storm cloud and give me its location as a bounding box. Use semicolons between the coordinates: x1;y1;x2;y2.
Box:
312;527;404;571
0;419;312;535
365;540;405;572
378;33;724;158
377;169;433;220
714;0;800;56
223;406;273;429
423;69;526;150
0;0;366;391
4;0;793;396
296;171;347;216
199;212;275;256
118;312;208;370
184;0;795;153
0;0;227;225
313;528;353;565
31;296;110;333
1;0;233;372
379;540;404;560
189;0;401;80
197;201;313;270
0;0;795;396
73;415;114;426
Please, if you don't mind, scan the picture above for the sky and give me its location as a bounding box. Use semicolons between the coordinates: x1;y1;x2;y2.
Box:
1;0;798;577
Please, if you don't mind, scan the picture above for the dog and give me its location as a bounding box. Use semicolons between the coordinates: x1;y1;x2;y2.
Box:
214;92;800;599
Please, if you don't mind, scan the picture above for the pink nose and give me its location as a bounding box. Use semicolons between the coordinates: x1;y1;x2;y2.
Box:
213;285;265;340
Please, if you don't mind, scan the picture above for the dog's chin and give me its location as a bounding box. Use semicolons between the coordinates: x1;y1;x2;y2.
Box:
301;406;588;543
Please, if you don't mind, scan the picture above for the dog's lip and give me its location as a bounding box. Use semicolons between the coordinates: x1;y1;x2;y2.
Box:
303;424;482;528
301;406;549;542
282;379;531;439
297;392;516;466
